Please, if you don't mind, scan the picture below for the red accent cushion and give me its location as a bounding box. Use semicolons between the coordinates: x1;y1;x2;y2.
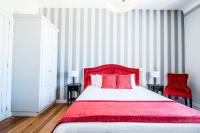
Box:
116;75;132;89
102;74;117;88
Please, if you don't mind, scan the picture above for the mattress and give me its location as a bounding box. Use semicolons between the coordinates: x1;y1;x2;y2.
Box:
53;86;200;133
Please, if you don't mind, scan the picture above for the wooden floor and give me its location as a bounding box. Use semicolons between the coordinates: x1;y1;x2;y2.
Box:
0;104;68;133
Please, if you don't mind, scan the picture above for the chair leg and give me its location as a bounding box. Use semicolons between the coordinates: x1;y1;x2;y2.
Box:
184;98;187;106
190;98;192;108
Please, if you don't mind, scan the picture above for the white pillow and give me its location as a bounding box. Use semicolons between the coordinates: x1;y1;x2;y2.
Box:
91;74;102;88
130;74;136;88
91;75;97;86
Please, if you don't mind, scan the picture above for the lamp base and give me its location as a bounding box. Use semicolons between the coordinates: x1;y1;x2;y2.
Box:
72;77;75;85
153;78;157;85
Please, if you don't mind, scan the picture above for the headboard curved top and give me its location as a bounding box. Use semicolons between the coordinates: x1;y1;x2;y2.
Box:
84;64;140;89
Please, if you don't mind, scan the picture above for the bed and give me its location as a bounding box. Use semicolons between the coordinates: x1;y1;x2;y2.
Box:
53;64;200;133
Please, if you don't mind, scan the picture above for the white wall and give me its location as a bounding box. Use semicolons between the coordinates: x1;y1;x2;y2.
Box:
185;5;200;109
0;0;38;13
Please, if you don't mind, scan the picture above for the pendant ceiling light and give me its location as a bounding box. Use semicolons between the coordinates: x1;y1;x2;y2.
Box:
107;0;138;13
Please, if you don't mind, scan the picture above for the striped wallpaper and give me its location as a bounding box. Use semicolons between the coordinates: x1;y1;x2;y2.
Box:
39;8;185;100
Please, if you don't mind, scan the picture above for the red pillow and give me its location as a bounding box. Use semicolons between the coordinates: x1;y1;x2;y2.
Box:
102;74;117;88
116;75;132;89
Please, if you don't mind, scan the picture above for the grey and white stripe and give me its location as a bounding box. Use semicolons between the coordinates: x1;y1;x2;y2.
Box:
40;8;185;100
163;10;168;85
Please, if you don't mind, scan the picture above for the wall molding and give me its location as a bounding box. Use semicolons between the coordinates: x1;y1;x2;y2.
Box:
193;102;200;111
56;100;67;103
183;0;200;16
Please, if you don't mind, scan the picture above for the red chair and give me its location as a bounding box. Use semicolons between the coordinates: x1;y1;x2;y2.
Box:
164;73;192;107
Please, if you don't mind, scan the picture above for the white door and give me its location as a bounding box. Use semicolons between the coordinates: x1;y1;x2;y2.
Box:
0;12;12;121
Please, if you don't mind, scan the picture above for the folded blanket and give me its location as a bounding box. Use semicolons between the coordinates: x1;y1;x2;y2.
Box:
57;100;200;124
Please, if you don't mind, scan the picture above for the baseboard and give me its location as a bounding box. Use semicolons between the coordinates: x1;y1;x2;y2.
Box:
56;99;67;103
193;102;200;110
12;101;55;116
12;111;39;116
0;112;12;121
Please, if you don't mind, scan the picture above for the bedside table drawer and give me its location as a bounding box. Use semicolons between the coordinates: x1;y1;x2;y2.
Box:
147;84;164;95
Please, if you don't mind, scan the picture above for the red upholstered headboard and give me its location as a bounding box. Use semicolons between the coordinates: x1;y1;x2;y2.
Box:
84;64;140;89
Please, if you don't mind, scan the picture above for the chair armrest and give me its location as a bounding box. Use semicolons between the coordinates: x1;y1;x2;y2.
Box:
184;86;191;93
164;85;170;90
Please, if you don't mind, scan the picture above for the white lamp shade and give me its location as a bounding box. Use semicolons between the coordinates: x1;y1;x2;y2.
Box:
151;71;160;78
69;71;79;77
107;0;138;13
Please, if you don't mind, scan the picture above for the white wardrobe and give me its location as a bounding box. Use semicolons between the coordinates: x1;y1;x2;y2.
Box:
0;10;13;121
12;14;58;116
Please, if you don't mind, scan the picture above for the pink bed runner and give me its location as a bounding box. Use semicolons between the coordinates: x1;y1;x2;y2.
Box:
58;101;200;125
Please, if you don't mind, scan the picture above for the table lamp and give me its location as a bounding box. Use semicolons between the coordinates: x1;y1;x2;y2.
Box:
69;70;79;85
151;71;160;85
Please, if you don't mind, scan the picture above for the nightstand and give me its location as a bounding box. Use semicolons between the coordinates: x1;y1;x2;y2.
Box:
147;84;164;95
66;83;81;105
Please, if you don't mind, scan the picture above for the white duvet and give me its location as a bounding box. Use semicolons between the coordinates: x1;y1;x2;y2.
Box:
77;86;170;101
54;86;200;133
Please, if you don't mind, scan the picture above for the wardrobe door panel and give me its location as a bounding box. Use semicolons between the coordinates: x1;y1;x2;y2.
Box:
49;29;57;103
0;12;12;120
52;31;58;102
7;17;13;115
39;22;46;110
40;20;49;110
46;24;52;105
0;15;4;113
0;14;7;116
45;24;51;104
47;27;53;103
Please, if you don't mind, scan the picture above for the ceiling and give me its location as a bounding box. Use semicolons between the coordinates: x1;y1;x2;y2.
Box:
36;0;198;11
1;0;199;14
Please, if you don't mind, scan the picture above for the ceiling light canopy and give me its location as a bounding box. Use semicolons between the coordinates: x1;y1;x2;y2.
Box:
107;0;138;13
